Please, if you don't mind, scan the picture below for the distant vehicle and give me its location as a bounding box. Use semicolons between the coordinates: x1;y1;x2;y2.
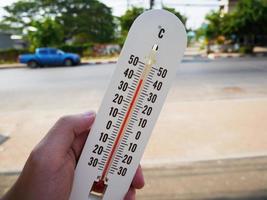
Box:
19;48;80;68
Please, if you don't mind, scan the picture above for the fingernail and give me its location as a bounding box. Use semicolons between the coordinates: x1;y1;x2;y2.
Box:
83;111;96;118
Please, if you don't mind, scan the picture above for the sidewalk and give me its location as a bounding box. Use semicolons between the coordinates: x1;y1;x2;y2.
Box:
1;155;267;199
207;52;267;59
0;58;118;69
137;156;267;199
85;56;117;65
1;98;267;172
0;63;25;69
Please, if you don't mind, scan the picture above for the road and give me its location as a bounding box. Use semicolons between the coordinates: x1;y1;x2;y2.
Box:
1;57;267;171
1;57;267;104
1;57;267;199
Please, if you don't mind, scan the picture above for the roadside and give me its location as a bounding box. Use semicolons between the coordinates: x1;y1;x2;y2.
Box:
0;63;25;70
1;59;267;172
1;96;267;172
0;56;118;69
1;155;267;199
1;58;267;198
207;52;267;60
1;49;266;70
138;156;267;200
187;44;267;60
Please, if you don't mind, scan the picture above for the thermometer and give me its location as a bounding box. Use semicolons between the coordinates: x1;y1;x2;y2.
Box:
70;9;187;200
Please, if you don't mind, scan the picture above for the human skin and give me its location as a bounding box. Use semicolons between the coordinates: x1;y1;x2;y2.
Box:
2;111;144;200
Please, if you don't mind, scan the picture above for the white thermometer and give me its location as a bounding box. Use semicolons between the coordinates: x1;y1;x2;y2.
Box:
70;9;187;200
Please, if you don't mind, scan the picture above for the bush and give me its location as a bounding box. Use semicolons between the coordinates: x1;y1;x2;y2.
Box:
0;49;30;63
239;46;253;54
59;43;93;57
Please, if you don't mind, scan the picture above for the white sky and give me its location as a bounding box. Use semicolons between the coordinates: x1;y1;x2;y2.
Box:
0;0;221;29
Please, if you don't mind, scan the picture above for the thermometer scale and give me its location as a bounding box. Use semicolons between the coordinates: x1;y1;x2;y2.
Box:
70;9;187;200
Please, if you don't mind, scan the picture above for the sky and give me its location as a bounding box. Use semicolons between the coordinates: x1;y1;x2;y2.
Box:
0;0;221;29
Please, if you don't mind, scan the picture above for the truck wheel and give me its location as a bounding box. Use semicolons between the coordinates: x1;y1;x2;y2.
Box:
27;60;38;68
64;59;73;66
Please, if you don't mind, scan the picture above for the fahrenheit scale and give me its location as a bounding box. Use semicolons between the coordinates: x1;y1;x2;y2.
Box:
70;9;187;200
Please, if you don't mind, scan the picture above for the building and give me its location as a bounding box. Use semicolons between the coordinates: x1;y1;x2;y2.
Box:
0;32;14;50
0;31;26;50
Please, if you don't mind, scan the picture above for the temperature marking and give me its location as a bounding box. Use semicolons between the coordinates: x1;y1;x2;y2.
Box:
100;78;143;181
69;9;187;200
91;45;158;193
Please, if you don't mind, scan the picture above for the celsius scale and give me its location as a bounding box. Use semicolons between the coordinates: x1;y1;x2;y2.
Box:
70;9;187;200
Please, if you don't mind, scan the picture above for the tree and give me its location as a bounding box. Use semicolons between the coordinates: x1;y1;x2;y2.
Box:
120;7;144;33
2;1;40;31
118;7;144;46
205;11;223;41
1;0;116;44
50;0;116;43
27;18;64;50
119;7;187;45
227;0;267;47
198;0;267;51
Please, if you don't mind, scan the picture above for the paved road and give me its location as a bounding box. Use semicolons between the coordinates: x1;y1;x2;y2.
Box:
1;57;267;102
1;57;267;171
1;57;267;199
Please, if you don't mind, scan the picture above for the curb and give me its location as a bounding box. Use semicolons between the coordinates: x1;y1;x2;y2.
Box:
86;60;117;65
1;154;267;175
207;53;243;59
207;52;267;59
0;61;118;69
0;65;26;70
0;170;21;176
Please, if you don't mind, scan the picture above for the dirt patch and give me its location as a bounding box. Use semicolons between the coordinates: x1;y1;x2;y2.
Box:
222;86;245;94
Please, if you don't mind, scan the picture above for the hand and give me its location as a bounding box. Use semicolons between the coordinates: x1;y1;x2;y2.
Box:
2;112;145;200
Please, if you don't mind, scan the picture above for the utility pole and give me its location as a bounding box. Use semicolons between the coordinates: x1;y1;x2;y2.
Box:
150;0;155;9
127;0;130;9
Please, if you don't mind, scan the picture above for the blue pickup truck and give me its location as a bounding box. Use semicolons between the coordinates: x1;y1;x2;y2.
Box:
19;48;80;68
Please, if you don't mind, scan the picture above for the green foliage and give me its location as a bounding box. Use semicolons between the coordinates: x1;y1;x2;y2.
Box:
118;7;144;46
0;49;29;63
59;43;93;57
234;0;267;34
119;7;188;46
195;25;207;41
205;11;223;40
120;7;144;33
1;0;116;44
199;11;228;42
52;0;116;43
27;18;64;51
197;0;267;48
239;46;253;54
227;0;267;44
1;0;39;33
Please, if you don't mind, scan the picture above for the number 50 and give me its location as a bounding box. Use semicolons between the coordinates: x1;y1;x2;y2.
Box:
128;55;139;66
